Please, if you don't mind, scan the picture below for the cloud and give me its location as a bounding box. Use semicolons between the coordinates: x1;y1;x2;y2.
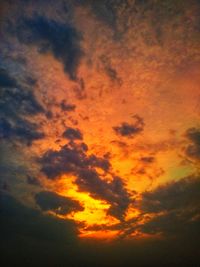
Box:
26;175;41;186
62;127;83;140
13;15;84;80
140;156;155;163
139;175;200;214
0;68;45;145
185;127;200;161
77;170;131;220
39;142;109;179
0;192;79;267
77;0;120;30
0;69;44;116
39;142;130;220
35;191;83;215
60;100;76;112
113;115;144;138
1;192;198;267
135;175;200;244
0;68;18;88
0;117;45;145
100;55;122;85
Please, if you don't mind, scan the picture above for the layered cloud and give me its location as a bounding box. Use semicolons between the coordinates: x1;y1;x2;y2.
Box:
0;68;45;145
39;139;131;220
35;190;83;215
139;175;200;241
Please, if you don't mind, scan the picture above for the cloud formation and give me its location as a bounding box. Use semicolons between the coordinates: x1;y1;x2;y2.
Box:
140;175;200;214
1;192;78;267
0;68;45;145
136;175;200;243
35;191;83;215
113;115;144;138
62;127;83;140
185;127;200;161
13;15;84;80
39;141;130;220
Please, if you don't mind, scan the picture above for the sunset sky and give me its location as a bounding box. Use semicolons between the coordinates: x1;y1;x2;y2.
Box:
0;0;200;266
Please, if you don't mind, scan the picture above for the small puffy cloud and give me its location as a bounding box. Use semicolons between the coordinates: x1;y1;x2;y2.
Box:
113;115;144;138
185;127;200;161
35;191;84;215
62;127;83;140
60;100;76;112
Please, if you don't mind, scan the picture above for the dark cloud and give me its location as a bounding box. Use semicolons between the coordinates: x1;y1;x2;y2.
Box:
35;191;83;215
39;142;130;220
73;77;87;100
77;0;197;47
0;68;45;145
140;175;200;213
39;142;109;179
1;191;199;267
12;15;84;80
115;175;200;261
140;156;155;163
26;175;41;186
60;100;76;112
77;0;120;29
0;68;18;88
77;170;131;220
0;117;45;145
0;69;44;116
136;175;200;245
100;55;122;85
113;115;144;138
62;127;83;140
39;142;89;179
185;127;200;161
0;192;79;267
45;110;53;119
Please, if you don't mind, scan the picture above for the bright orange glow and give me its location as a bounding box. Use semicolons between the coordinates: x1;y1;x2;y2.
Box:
14;1;199;240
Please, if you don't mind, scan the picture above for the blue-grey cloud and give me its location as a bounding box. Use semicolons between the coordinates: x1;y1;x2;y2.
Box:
12;15;84;80
113;115;144;138
185;127;200;161
39;141;130;220
35;190;83;215
62;127;83;140
0;69;45;145
140;175;200;213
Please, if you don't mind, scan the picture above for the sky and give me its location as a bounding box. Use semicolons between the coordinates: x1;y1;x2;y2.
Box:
0;0;200;266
